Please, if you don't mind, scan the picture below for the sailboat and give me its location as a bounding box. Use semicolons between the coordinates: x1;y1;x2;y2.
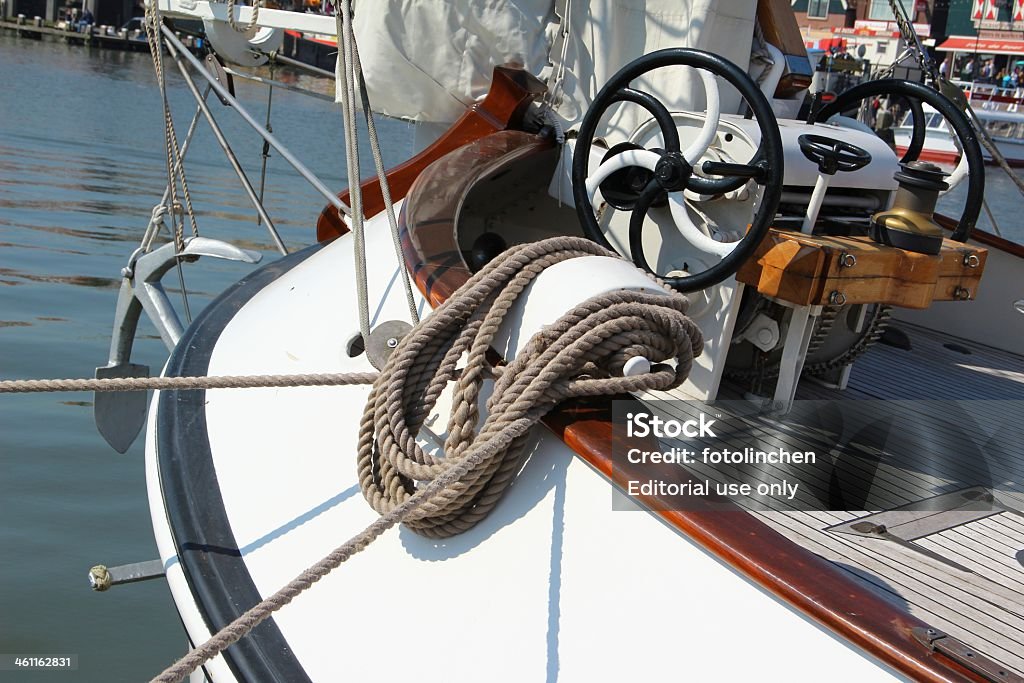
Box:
98;0;1024;680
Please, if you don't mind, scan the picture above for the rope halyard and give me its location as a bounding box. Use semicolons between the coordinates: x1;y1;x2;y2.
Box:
148;236;703;682
142;0;199;250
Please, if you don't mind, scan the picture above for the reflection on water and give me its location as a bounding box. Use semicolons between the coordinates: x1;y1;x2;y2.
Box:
0;32;413;682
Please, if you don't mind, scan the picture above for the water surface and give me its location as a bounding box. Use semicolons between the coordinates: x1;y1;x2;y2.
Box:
0;32;413;681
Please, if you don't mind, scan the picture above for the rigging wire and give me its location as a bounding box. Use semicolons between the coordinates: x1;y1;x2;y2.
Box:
335;0;420;344
886;0;1024;201
336;0;370;344
143;0;197;322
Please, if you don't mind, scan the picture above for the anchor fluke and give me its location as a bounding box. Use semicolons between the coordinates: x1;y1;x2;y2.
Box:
93;236;262;452
94;362;150;454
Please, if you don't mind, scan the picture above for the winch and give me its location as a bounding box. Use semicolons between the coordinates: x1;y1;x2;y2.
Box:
870;160;949;255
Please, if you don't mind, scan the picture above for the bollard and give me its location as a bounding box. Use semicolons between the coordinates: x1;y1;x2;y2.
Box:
16;13;25;24
32;15;41;26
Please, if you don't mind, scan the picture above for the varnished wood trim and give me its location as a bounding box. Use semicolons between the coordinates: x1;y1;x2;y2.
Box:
544;399;993;683
316;65;547;242
399;130;996;683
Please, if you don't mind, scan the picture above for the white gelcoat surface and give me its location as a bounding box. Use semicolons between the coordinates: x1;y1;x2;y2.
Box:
149;207;904;682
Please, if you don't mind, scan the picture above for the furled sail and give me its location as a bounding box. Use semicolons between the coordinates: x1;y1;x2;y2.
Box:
352;0;558;124
353;0;757;141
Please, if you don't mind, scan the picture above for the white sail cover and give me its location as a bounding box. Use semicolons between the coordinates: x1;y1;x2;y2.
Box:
353;0;557;124
354;0;757;138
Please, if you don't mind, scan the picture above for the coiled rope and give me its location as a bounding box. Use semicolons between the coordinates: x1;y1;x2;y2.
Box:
357;238;702;537
145;236;702;682
0;238;704;676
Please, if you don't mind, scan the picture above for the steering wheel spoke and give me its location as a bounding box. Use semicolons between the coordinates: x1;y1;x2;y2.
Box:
699;160;768;181
572;48;784;293
666;194;736;258
585;148;662;204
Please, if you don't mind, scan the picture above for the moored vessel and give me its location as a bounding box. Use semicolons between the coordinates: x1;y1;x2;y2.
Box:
80;1;1024;680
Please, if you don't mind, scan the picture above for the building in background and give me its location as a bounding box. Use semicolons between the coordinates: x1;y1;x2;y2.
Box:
940;0;1024;83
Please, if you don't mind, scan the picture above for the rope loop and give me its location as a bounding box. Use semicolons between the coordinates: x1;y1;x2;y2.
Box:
357;235;703;538
225;0;260;34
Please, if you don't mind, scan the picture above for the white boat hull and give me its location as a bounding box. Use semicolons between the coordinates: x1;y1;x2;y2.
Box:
146;208;903;682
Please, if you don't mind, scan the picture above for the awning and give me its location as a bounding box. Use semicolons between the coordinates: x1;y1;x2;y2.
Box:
939;35;1024;55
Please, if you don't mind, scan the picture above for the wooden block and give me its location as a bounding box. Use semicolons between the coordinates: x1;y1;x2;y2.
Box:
756;0;806;59
756;0;814;96
737;230;988;309
933;243;986;302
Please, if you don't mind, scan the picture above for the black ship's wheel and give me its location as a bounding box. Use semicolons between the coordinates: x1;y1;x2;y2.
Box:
571;48;784;293
809;79;984;242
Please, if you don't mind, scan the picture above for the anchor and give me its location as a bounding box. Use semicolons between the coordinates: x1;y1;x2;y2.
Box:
94;237;261;453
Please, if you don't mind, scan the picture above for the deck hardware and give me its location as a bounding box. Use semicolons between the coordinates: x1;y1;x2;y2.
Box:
963;252;981;268
366;320;413;370
94;236;261;453
88;560;166;592
828;487;1009;573
838;253;857;268
869;161;949;254
953;286;972;300
828;290;847;305
203;53;235;105
797;135;872;234
622;356;652;376
1014;300;1024;316
345;332;366;358
912;627;1023;682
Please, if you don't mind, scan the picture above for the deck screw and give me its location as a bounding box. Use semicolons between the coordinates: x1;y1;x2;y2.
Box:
839;253;857;268
963;253;980;268
953;286;971;301
828;290;847;305
386;337;399;349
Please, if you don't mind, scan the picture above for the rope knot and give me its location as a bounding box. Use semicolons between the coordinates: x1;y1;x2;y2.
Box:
357;236;703;538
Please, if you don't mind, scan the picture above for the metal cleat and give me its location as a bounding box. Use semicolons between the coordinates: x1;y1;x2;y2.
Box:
94;237;261;453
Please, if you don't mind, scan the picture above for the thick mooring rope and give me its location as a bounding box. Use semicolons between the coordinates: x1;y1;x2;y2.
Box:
149;236;703;682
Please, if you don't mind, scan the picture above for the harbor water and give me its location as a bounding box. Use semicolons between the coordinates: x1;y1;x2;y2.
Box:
0;33;414;680
1;31;1022;681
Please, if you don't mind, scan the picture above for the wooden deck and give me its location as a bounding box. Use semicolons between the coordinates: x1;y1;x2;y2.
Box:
646;321;1024;677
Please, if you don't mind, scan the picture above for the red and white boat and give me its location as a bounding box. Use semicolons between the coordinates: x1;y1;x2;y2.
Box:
894;102;1024;167
893;78;1024;167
